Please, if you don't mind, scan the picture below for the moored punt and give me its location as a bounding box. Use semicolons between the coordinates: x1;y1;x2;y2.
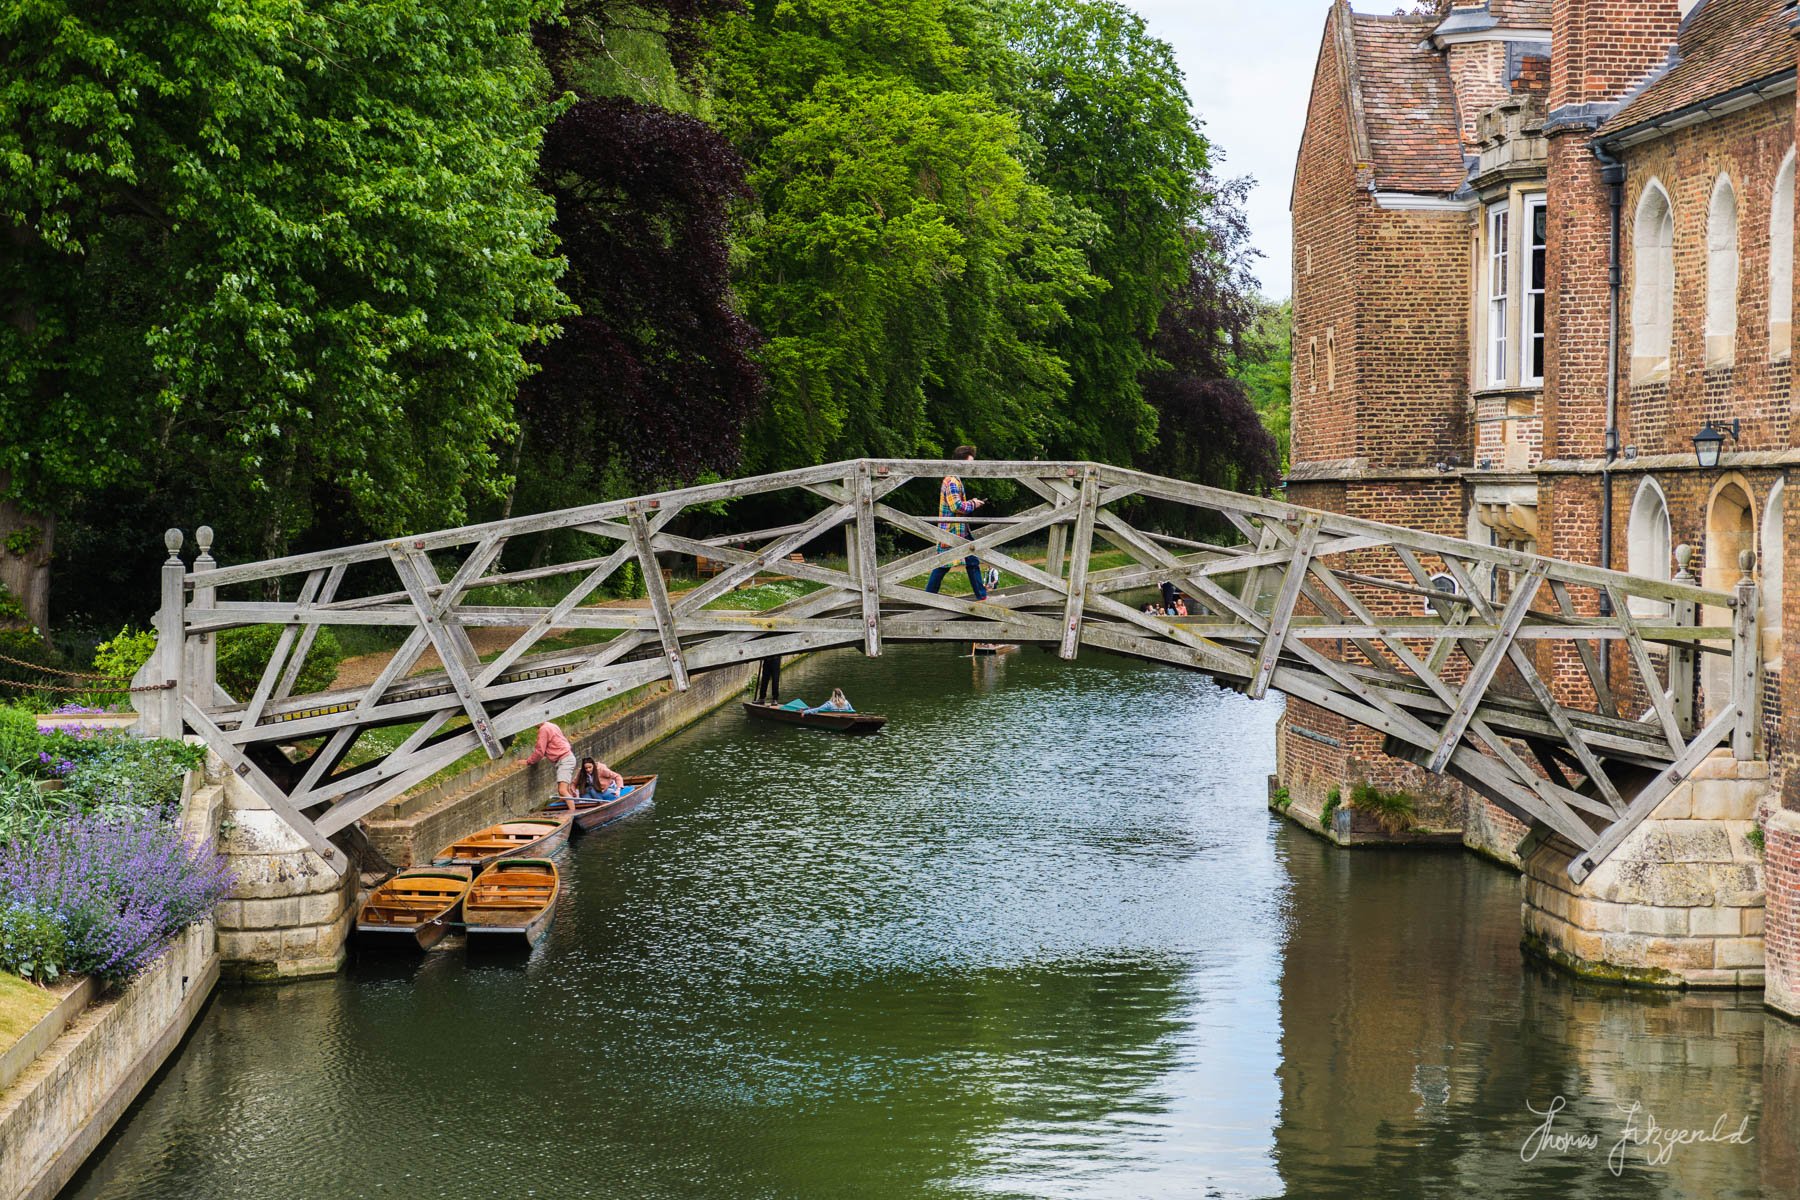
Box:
464;858;559;949
431;815;571;869
539;774;659;832
742;702;887;735
356;866;473;952
972;642;1020;657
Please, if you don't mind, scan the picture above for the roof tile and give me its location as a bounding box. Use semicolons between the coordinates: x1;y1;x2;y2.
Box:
1351;14;1469;193
1600;0;1795;136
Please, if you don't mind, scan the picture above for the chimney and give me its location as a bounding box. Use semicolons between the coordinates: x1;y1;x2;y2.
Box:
1548;0;1682;129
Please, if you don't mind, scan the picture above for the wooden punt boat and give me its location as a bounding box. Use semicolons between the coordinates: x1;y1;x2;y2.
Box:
742;701;887;734
972;642;1020;657
464;858;559;949
539;774;659;832
356;866;472;952
431;815;570;869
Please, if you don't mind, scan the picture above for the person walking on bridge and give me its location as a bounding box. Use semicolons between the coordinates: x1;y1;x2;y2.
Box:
926;445;988;600
525;720;579;799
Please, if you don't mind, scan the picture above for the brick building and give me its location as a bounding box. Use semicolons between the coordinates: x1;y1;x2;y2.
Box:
1288;0;1800;1012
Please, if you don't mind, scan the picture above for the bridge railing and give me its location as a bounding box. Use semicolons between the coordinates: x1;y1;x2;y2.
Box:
145;459;1758;880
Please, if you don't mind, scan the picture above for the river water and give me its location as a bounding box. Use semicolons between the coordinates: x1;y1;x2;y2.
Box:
64;647;1794;1198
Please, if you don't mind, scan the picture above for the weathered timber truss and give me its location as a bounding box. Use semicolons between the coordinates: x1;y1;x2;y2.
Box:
142;460;1761;883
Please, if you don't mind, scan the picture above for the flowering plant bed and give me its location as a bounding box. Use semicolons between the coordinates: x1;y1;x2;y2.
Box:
0;813;234;987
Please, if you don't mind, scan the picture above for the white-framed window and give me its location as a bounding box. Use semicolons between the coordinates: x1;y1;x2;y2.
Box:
1522;196;1547;384
1772;149;1794;361
1632;181;1675;382
1626;477;1673;618
1487;203;1510;387
1706;173;1739;368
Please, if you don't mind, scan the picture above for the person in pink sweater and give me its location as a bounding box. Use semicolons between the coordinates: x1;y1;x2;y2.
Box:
525;720;578;798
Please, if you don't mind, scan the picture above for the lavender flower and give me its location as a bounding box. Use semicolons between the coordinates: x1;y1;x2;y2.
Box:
0;812;236;984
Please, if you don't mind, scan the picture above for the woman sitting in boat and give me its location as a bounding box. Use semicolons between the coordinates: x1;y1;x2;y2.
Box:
807;688;854;714
574;756;625;801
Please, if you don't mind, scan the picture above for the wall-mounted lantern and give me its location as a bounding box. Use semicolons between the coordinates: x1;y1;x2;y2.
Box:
1693;418;1740;469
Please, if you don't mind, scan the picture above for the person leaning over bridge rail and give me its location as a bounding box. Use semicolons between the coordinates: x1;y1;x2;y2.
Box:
925;445;988;600
525;719;579;799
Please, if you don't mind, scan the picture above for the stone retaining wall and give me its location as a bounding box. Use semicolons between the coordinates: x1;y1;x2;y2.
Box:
0;922;217;1200
364;661;756;868
1522;752;1769;988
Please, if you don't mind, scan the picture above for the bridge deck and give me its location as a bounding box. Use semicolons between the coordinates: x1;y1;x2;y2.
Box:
144;460;1761;882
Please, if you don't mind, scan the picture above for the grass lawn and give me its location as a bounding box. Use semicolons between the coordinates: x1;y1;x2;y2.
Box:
0;971;57;1052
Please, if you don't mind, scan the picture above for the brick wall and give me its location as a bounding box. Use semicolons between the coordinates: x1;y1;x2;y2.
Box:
1542;132;1613;460
1767;809;1800;1017
1357;208;1474;467
1619;101;1796;458
1291;2;1367;467
1548;0;1681;114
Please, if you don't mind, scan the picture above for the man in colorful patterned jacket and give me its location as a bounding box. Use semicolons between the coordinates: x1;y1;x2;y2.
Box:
925;445;988;600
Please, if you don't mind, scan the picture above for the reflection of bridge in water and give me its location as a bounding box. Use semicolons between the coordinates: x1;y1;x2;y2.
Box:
140;459;1759;883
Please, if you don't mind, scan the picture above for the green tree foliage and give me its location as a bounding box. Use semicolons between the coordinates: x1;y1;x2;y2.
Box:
714;0;1242;470
1;0;569;570
1002;0;1213;462
740;76;1097;468
1231;299;1294;472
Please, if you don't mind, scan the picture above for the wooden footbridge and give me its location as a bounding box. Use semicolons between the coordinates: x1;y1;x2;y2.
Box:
140;459;1761;883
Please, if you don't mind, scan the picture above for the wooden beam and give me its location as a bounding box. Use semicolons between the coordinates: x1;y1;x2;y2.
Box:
1732;575;1759;758
1549;578;1619;718
1426;563;1546;772
630;508;690;691
1247;516;1321;700
1438;557;1626;815
240;568;328;730
273;563;345;703
389;548;505;758
1566;704;1740;883
1606;584;1688;757
1059;472;1100;659
183;700;347;873
853;467;882;657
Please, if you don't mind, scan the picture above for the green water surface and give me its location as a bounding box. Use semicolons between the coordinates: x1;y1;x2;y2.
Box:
63;647;1792;1198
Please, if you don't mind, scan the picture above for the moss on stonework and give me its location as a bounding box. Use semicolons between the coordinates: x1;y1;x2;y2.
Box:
1319;787;1342;832
1519;929;1684;989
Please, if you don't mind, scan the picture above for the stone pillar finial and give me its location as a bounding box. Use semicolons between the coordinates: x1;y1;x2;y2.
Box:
163;528;184;563
1739;549;1755;582
1674;543;1695;583
194;526;215;569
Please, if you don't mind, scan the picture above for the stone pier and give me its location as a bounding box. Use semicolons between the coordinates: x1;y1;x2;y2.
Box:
1522;752;1769;988
208;764;359;983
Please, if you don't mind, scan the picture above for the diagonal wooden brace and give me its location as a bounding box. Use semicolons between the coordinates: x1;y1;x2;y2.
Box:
390;547;505;758
630;509;690;691
1247;515;1321;700
1426;562;1546;771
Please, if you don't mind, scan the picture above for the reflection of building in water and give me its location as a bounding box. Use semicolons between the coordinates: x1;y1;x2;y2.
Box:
1273;837;1769;1195
1765;1017;1800;1191
1518;974;1764;1192
1273;841;1529;1185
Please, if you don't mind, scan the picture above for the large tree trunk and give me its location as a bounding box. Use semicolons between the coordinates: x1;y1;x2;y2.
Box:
0;484;55;639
